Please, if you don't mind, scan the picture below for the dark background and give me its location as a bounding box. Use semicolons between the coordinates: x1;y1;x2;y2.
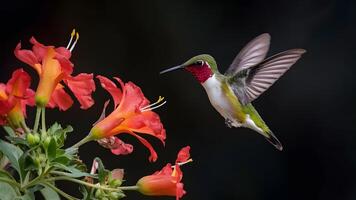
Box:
1;0;356;199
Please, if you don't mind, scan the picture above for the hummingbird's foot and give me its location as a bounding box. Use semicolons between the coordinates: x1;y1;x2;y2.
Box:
225;119;234;128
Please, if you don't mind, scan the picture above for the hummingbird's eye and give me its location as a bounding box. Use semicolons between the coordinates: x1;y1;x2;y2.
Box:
195;60;204;66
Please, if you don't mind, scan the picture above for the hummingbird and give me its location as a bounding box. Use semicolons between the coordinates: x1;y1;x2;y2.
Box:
160;33;306;150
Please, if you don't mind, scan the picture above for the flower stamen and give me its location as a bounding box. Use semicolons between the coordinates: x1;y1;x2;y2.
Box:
140;96;166;112
69;32;80;52
66;29;76;49
172;158;193;170
177;158;193;166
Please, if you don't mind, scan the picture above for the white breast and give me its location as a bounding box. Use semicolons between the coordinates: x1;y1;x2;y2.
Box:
201;75;234;120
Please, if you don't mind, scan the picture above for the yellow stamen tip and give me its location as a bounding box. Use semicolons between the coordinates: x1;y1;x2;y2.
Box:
71;29;76;37
76;32;80;40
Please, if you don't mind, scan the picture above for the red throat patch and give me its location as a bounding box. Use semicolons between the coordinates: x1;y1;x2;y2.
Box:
185;64;213;83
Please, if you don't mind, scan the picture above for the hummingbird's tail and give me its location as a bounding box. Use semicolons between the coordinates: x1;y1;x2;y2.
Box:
264;130;283;151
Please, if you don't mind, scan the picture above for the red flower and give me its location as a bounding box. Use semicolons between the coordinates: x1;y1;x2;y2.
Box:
136;146;191;199
97;136;134;156
14;30;95;110
0;69;34;128
176;146;191;164
90;75;166;162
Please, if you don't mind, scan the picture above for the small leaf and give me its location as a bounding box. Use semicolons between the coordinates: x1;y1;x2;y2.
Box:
5;136;29;147
47;123;61;135
0;140;23;179
19;192;35;200
52;163;95;178
2;126;16;137
79;185;90;200
52;156;70;165
18;147;37;182
47;138;57;161
40;185;61;200
0;169;15;180
0;182;18;200
27;184;44;193
94;157;109;184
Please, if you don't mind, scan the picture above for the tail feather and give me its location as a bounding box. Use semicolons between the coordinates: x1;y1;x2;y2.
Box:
264;130;283;151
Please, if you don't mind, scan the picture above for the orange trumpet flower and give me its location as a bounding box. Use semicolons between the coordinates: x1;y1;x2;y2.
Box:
137;146;192;199
0;69;34;128
90;75;166;162
14;30;95;110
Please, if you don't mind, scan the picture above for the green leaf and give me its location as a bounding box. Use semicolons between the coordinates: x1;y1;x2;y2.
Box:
0;182;18;200
94;157;109;184
18;192;35;200
27;184;44;194
0;140;23;179
47;138;57;161
47;123;61;135
40;185;61;200
52;163;95;178
0;154;9;169
2;126;16;137
47;123;73;148
0;169;15;180
18;148;37;182
5;136;29;147
52;156;70;165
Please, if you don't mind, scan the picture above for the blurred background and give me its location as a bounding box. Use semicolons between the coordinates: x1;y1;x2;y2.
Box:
1;0;356;199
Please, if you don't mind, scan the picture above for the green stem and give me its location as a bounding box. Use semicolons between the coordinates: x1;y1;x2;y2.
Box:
41;107;46;133
47;176;138;192
0;177;21;189
22;165;53;189
20;121;31;134
50;171;71;176
33;107;41;133
117;185;139;191
40;182;79;200
70;135;93;149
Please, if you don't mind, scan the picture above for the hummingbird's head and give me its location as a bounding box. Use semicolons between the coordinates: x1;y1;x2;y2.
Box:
160;54;217;83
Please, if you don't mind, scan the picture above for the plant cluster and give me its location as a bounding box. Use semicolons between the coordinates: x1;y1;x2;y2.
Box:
0;30;191;200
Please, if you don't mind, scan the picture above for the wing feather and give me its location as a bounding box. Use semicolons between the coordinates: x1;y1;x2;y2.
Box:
230;49;306;105
224;33;271;76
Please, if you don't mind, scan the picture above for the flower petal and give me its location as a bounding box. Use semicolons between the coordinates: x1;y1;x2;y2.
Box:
6;69;31;98
14;43;41;74
30;37;48;62
176;146;191;164
55;47;71;59
110;137;134;155
0;100;13;117
21;89;35;118
111;168;124;180
154;163;173;175
54;53;73;75
65;73;95;109
48;86;73;111
97;75;122;108
117;81;150;114
127;131;158;162
123;111;166;144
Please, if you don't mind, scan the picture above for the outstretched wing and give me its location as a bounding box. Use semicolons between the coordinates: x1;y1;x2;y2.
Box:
224;33;271;76
229;49;306;105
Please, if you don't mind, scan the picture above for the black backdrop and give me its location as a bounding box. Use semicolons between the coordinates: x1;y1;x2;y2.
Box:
0;0;356;200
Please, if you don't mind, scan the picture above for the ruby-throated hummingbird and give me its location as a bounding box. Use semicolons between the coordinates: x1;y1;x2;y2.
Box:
160;33;306;150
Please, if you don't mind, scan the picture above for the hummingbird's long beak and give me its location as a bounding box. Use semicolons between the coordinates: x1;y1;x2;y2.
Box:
159;65;185;74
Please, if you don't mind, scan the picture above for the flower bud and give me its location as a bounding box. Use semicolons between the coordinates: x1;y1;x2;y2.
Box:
109;179;122;187
27;133;36;146
109;192;125;199
43;137;51;150
95;189;103;198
